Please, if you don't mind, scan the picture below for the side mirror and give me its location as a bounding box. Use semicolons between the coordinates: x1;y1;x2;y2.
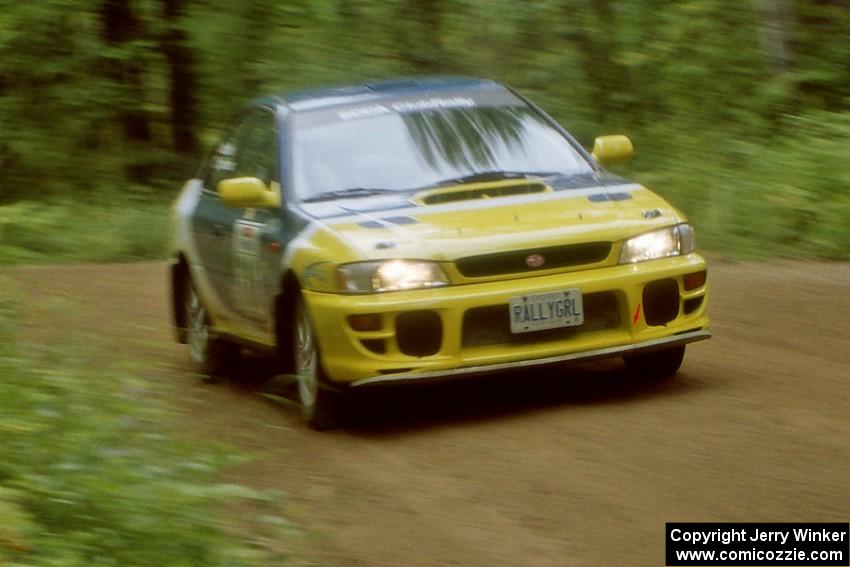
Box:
218;177;281;209
591;135;633;167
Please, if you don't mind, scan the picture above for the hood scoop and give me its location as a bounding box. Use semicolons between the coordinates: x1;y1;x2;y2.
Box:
413;180;552;206
358;215;419;229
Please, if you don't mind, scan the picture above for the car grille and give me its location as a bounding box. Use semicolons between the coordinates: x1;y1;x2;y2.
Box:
462;291;621;348
455;242;612;278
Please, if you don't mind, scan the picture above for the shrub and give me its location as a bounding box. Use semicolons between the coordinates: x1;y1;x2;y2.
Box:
0;300;288;565
0;191;170;265
623;110;850;259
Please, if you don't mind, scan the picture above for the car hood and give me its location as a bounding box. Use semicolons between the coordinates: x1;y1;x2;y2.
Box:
299;181;684;262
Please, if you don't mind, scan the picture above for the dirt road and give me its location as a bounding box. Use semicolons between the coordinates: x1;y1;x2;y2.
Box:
7;260;850;565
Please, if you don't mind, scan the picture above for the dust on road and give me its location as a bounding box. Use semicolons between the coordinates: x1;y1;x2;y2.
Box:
7;259;850;566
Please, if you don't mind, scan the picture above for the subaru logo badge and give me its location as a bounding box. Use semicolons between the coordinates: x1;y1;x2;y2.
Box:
526;254;545;268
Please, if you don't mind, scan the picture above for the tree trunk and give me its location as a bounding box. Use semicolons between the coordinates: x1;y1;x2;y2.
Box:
161;0;199;155
99;0;151;145
99;0;153;181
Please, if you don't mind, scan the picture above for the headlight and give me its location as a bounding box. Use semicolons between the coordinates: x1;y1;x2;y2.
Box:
619;224;696;264
337;260;449;293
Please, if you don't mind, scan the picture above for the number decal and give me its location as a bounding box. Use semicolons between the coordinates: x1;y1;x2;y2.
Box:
232;219;266;319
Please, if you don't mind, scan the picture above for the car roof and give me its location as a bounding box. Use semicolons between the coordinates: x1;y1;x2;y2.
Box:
252;76;507;112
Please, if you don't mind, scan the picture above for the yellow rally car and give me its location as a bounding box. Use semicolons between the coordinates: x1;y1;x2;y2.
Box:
170;77;710;428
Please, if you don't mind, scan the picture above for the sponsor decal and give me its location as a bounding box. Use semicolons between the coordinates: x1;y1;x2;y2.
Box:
391;97;475;112
338;97;477;120
337;104;391;121
232;219;266;319
632;303;642;326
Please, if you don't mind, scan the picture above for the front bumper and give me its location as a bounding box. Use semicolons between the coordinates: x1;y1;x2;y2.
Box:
304;254;710;384
350;329;710;387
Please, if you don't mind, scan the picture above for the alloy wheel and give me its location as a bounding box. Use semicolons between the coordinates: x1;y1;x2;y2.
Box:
295;300;319;411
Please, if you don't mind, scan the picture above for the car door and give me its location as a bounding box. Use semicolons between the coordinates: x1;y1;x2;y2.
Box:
225;107;286;332
191;124;244;319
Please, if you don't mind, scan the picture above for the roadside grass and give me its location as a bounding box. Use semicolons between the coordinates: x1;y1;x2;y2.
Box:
622;111;850;260
0;190;171;266
0;296;293;565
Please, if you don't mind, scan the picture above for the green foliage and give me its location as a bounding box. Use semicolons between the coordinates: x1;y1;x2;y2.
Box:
0;301;289;564
2;0;850;258
624;110;850;259
0;192;170;265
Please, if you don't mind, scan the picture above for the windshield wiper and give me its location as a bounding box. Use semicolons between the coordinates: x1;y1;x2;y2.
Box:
301;187;399;203
431;170;562;187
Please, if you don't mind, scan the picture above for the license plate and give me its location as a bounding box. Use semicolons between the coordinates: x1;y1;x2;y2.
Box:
509;289;584;334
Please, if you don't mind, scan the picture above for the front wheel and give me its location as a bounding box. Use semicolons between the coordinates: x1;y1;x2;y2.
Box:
293;295;344;430
623;345;686;377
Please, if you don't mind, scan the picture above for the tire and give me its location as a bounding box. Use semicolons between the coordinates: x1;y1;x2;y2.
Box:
623;345;686;377
184;276;237;381
293;294;344;430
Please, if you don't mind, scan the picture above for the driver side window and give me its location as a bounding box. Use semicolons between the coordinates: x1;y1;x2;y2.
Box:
233;110;278;186
204;108;278;192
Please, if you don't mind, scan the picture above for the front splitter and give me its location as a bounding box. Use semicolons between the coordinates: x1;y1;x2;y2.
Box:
349;328;712;388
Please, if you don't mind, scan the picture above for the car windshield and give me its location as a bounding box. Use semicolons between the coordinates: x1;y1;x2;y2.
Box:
291;103;593;202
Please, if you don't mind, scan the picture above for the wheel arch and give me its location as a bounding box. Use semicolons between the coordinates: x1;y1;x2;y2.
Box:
274;269;302;374
171;252;190;344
